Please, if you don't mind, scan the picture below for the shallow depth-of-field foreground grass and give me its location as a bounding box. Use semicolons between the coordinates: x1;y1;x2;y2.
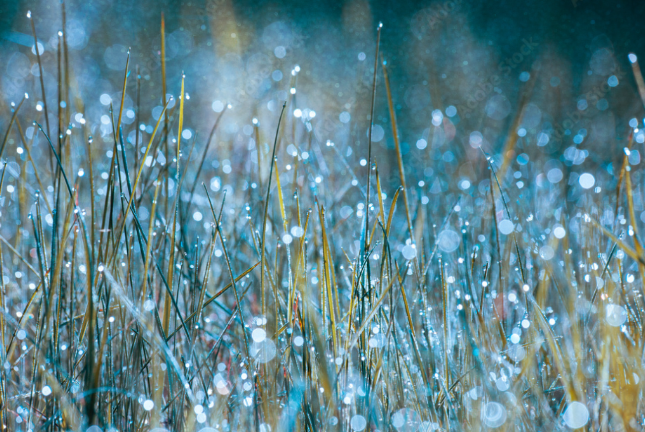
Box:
2;8;645;432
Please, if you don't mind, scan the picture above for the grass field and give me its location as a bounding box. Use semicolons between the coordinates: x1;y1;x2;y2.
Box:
0;5;644;432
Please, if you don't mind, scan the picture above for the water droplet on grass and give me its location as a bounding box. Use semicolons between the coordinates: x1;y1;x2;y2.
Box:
392;408;420;431
482;402;507;428
563;401;589;429
498;219;514;235
402;244;417;260
144;300;155;312
579;173;595;189
351;414;367;431
606;304;627;327
252;328;266;342
251;338;276;363
438;230;460;253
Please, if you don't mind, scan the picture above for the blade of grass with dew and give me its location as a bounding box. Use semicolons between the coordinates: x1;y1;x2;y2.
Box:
260;102;287;319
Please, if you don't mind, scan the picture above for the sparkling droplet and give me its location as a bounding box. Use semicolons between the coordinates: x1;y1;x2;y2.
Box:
606;304;627;327
437;230;460;253
402;244;417;260
252;328;266;343
579;173;595;189
482;401;507;428
498;219;514;235
350;414;367;431
563;401;589;429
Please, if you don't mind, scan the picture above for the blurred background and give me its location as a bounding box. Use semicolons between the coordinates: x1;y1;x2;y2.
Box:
0;0;644;234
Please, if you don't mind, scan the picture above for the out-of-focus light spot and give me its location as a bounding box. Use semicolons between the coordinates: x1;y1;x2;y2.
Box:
431;109;443;126
274;46;286;58
31;42;45;55
579;173;595;189
553;226;566;238
212;100;224;112
469;131;483;148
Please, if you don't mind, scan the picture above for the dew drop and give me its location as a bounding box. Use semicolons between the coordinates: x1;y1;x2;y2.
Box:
252;328;266;343
392;408;420;431
482;401;507;428
579;173;595;189
563;401;589;429
251;338;276;363
437;229;460;253
508;344;526;362
498;219;514;235
539;245;554;260
605;304;627;327
553;226;566;239
402;244;417;260
350;414;367;431
290;226;304;237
